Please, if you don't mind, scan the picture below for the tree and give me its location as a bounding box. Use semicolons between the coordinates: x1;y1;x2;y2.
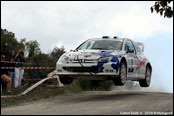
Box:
1;29;24;58
25;40;41;58
151;1;173;18
49;46;65;66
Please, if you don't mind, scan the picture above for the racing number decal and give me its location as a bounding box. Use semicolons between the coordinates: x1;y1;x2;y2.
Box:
129;59;134;73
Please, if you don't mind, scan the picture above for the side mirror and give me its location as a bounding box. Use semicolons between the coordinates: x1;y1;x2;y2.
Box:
70;49;74;52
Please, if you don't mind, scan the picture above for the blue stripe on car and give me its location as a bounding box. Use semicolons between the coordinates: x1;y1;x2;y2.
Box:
77;51;120;74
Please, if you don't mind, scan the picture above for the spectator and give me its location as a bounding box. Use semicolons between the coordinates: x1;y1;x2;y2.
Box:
14;49;26;88
1;55;12;93
8;50;16;88
21;73;27;87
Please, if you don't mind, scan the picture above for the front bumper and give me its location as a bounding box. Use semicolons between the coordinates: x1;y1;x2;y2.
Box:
56;62;120;77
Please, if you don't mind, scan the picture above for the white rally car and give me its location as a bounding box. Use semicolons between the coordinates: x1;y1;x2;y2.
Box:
56;36;152;87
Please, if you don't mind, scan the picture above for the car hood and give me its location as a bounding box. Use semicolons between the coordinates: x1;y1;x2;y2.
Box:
65;50;126;60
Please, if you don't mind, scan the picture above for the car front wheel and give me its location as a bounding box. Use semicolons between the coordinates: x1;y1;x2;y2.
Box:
113;62;127;86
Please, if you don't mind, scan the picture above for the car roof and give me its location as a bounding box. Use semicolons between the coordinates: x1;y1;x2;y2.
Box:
88;37;128;41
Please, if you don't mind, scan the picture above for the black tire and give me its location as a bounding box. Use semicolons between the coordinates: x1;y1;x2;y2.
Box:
139;66;151;87
59;77;73;84
113;62;127;86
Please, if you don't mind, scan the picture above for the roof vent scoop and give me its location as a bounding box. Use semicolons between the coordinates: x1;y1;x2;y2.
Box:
113;36;118;39
102;36;110;38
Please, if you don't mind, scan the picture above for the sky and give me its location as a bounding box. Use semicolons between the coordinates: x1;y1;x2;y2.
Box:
1;1;173;93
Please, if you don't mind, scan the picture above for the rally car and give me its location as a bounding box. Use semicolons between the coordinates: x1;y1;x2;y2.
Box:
56;36;152;87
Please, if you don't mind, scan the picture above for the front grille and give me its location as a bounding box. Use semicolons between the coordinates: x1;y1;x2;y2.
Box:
63;67;103;72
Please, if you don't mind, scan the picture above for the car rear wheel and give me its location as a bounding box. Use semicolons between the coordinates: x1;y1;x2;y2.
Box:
59;77;73;84
139;66;151;87
113;62;127;86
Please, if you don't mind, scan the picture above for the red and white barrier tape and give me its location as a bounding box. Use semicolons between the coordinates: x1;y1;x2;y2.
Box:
1;67;56;69
47;70;57;77
1;95;18;98
1;61;32;64
1;70;63;98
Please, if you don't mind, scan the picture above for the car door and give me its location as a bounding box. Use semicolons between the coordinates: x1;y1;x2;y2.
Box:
135;45;146;78
124;40;139;79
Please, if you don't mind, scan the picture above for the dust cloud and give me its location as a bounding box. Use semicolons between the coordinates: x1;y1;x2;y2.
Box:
111;79;169;93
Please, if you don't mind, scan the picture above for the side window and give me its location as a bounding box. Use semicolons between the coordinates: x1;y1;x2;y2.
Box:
136;45;142;53
125;40;135;52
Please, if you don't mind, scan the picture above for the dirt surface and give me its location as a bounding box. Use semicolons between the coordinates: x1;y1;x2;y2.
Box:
1;90;173;115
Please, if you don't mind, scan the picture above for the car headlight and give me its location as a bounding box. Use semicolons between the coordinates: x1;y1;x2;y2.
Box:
62;55;70;63
98;56;113;62
57;54;70;63
63;55;70;61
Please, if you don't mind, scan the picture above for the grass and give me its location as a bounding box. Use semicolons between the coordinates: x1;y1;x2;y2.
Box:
1;79;82;108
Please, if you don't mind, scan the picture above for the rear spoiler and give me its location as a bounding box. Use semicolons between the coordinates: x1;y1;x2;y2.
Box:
136;42;144;52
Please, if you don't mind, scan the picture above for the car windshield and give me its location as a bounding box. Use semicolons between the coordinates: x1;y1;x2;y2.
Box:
77;39;123;50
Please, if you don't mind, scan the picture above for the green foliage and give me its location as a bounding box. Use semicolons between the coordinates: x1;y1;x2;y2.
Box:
151;1;173;18
1;29;20;58
49;47;65;66
25;40;41;58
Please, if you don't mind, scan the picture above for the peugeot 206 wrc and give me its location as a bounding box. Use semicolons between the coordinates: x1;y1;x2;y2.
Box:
56;36;152;87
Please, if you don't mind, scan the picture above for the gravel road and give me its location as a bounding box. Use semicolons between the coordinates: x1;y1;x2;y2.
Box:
1;90;173;115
